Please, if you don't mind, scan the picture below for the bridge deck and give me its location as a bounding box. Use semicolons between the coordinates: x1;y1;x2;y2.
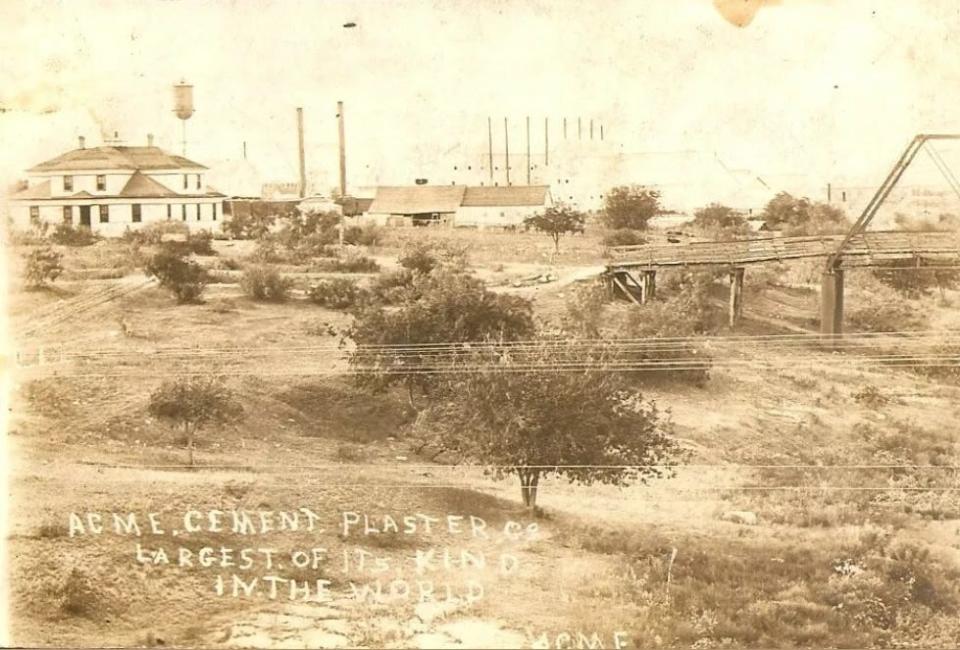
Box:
608;231;960;270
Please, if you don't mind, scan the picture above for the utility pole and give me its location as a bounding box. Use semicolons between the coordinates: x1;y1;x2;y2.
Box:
504;117;510;185
526;116;531;185
578;117;582;140
563;117;567;140
337;100;347;246
487;117;494;184
243;141;247;160
297;107;306;198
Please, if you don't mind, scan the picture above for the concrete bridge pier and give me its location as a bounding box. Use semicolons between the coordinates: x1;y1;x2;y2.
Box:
820;268;844;341
728;267;745;327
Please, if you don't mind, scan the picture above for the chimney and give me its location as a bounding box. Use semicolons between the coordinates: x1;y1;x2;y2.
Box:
147;133;154;147
78;136;86;149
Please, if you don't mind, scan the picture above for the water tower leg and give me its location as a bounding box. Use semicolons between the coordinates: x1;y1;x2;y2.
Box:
820;269;844;343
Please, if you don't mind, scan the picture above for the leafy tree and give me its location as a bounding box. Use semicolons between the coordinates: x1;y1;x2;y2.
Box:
24;246;64;289
602;185;663;230
348;269;535;410
523;204;586;253
398;241;468;275
145;248;209;303
148;377;243;465
692;203;750;241
425;341;678;509
761;192;849;236
223;201;298;239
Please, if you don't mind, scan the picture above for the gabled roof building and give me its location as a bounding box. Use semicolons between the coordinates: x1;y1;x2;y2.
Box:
364;184;551;227
7;135;225;235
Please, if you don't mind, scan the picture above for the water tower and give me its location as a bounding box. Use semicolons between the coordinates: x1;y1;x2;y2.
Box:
172;80;194;155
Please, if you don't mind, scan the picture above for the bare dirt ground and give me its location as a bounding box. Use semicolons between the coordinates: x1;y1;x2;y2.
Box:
7;238;960;648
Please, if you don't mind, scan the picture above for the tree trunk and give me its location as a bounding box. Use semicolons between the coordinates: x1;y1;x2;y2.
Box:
518;468;541;509
186;422;194;467
553;235;560;254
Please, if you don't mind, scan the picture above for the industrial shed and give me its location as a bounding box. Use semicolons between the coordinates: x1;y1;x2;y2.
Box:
366;185;466;226
456;185;552;228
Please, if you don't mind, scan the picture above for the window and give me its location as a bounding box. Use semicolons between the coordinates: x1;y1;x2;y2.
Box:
166;204;172;220
96;175;106;191
62;206;72;223
29;206;40;223
196;175;201;190
183;175;189;190
99;205;109;223
842;191;847;202
63;175;73;192
212;203;217;221
197;204;201;221
180;204;186;221
132;204;142;223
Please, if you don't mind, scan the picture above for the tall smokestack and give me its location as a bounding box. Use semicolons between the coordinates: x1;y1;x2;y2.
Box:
590;119;594;140
147;133;154;147
487;117;494;184
600;124;604;141
526;116;531;185
78;136;86;149
578;117;582;140
563;117;567;140
504;117;510;185
297;107;306;198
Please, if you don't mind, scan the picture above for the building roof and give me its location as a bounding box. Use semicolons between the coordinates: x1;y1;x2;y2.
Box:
8;171;225;201
368;185;466;214
28;145;207;173
10;179;51;199
119;171;181;198
461;185;549;207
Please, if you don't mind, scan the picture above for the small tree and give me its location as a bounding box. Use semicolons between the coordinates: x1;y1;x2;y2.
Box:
524;204;585;253
348;269;535;410
24;246;63;289
428;341;678;509
692;203;750;241
761;192;849;236
147;377;243;466
145;248;209;303
602;185;662;230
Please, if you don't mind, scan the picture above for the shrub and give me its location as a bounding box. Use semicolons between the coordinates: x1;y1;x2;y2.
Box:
187;230;215;255
343;224;382;246
398;241;438;274
148;376;243;465
23;246;64;288
315;253;380;273
308;278;367;309
50;222;97;246
692;203;750;241
369;269;415;304
123;221;190;246
602;229;646;247
241;265;291;301
563;281;610;337
144;250;209;303
846;295;928;332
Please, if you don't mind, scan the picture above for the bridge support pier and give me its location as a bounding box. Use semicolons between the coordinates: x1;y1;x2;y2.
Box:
728;268;744;328
820;269;844;341
640;270;656;304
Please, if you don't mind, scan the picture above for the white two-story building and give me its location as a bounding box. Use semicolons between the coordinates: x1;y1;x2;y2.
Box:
7;135;226;236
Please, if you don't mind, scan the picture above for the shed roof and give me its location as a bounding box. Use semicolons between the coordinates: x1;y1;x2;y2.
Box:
28;145;207;173
368;185;466;214
461;185;549;207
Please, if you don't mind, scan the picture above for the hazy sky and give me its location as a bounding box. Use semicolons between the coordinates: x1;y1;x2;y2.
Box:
2;0;959;194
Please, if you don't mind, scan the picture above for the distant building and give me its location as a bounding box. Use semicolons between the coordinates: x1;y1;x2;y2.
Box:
363;184;551;228
457;185;552;228
366;185;466;226
7;135;225;235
